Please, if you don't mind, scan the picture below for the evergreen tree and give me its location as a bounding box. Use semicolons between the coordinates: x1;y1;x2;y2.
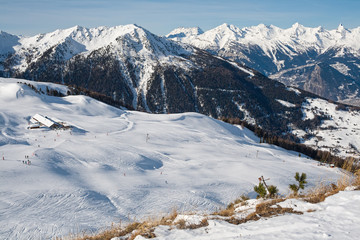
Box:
289;172;307;195
267;185;279;198
254;182;267;198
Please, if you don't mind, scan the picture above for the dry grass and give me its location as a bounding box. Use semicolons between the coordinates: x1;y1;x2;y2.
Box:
301;177;350;204
304;159;360;203
212;195;249;217
303;183;336;203
354;169;360;188
175;218;209;230
69;208;210;240
71;209;178;240
225;198;301;225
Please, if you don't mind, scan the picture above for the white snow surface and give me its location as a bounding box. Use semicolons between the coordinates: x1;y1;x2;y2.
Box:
137;190;360;240
276;99;296;108
0;78;343;239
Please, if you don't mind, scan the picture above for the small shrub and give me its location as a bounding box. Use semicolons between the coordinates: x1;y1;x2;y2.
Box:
267;185;279;198
254;182;267;198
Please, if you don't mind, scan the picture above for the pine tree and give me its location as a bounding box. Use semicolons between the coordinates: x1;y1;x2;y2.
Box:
267;185;279;198
289;172;307;195
254;182;267;198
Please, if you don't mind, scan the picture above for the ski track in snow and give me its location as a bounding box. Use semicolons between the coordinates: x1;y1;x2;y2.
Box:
0;78;344;240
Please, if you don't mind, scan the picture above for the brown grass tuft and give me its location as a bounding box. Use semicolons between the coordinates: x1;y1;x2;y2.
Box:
304;182;338;204
213;195;249;217
71;209;178;240
354;169;360;188
176;218;209;230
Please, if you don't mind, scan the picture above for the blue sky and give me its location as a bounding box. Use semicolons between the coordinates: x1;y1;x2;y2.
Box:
1;0;359;36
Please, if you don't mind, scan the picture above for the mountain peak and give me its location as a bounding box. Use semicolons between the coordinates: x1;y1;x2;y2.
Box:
166;26;204;39
337;23;348;32
71;25;84;31
0;30;20;53
218;23;239;31
256;23;270;29
291;22;304;29
212;23;242;35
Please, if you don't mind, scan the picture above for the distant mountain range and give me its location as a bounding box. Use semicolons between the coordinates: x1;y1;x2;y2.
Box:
1;24;360;158
166;23;360;105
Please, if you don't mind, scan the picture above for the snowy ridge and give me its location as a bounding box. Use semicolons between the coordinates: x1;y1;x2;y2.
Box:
0;78;342;239
167;23;360;55
8;24;194;72
0;24;198;111
166;27;204;40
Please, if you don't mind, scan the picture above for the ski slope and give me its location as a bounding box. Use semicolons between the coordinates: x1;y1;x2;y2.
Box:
0;78;342;239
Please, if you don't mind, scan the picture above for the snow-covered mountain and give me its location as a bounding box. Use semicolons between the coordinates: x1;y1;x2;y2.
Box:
0;24;321;135
166;23;360;104
0;24;195;111
0;78;344;239
1;25;360;158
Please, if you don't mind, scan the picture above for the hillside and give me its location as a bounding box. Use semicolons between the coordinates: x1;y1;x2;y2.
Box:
166;23;360;105
0;78;343;240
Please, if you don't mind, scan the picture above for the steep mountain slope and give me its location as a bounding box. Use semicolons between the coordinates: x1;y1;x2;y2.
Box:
0;79;343;239
166;23;360;104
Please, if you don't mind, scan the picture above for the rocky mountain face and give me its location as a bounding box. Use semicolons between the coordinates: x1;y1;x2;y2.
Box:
166;23;360;105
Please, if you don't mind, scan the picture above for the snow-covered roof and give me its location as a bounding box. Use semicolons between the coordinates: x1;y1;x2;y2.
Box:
31;114;57;128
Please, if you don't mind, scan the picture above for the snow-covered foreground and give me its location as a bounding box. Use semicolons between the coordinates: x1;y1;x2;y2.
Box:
0;78;342;239
141;189;360;240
